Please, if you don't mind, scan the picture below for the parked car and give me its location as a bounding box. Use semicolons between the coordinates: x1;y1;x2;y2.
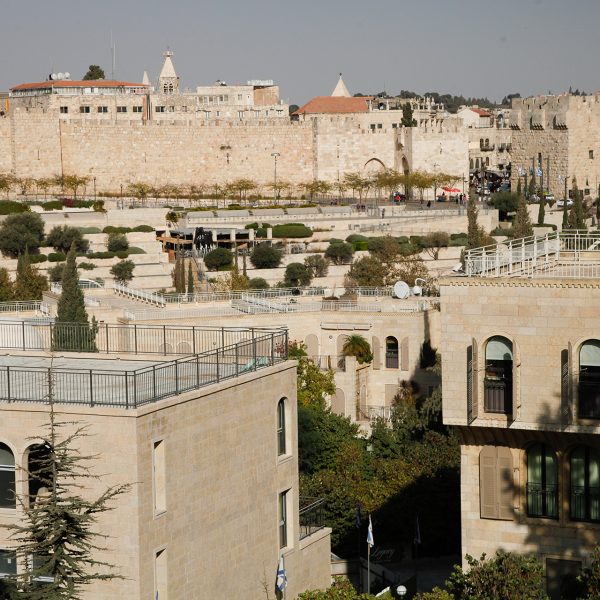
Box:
528;194;541;203
543;193;555;202
556;199;574;208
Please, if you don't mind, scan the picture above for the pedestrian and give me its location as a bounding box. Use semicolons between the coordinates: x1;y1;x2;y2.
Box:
427;200;431;209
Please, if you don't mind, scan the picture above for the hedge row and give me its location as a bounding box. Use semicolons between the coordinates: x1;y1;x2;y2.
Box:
0;201;29;215
102;225;155;234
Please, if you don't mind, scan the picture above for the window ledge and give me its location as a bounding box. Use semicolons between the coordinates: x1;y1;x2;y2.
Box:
153;509;167;520
277;454;293;466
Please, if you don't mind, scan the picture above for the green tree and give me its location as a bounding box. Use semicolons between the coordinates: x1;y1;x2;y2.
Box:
62;175;89;200
54;244;96;351
46;225;89;254
302;180;332;201
489;191;519;221
400;102;417;127
203;247;233;271
423;231;450;260
284;262;312;287
324;242;353;265
109;260;135;285
342;334;373;364
82;64;106;80
513;195;534;238
568;178;587;230
47;263;65;283
0;174;16;199
14;252;48;301
466;196;487;250
304;255;329;278
343;173;371;202
248;277;269;290
127;182;153;205
225;178;257;203
0;212;45;258
0;268;14;302
344;255;389;287
368;236;401;262
537;195;545;226
5;402;130;599
172;256;185;293
249;243;283;269
298;577;376;600
187;262;195;294
107;233;129;253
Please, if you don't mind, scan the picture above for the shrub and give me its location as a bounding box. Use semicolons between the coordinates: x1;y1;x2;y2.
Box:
422;231;450;260
396;235;409;244
46;225;89;253
409;235;425;249
245;223;259;230
450;233;468;241
0;212;45;258
28;254;47;264
78;227;102;234
204;247;233;271
47;263;65;283
0;201;29;215
78;262;96;270
324;242;353;265
272;224;312;238
126;247;146;255
110;260;135;284
250;243;283;269
86;251;116;259
283;262;312;287
107;232;129;253
352;241;369;251
41;200;64;211
248;277;270;290
449;237;468;247
48;252;66;262
116;251;128;259
103;226;128;234
132;225;155;232
304;255;329;278
345;234;368;243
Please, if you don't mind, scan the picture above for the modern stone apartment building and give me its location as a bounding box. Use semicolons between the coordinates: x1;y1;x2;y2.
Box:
442;231;600;599
0;322;331;599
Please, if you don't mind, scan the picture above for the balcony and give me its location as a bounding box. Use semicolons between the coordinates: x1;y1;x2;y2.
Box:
385;352;399;369
310;355;346;372
484;373;513;414
480;144;495;152
299;497;325;540
579;377;600;419
570;485;600;521
526;483;558;518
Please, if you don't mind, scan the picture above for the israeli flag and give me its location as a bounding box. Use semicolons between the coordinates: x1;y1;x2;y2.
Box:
518;166;526;177
367;515;374;548
536;167;543;177
276;555;287;592
558;175;564;183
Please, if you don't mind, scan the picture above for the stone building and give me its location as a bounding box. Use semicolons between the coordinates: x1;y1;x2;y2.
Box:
0;323;331;599
509;94;600;199
442;231;600;599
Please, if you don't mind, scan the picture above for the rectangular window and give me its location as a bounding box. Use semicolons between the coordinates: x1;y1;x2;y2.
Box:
238;94;243;101
97;106;108;113
277;400;286;456
181;106;188;112
0;550;16;576
155;548;168;600
59;106;68;114
167;106;175;113
238;111;244;120
133;106;143;113
590;150;594;159
79;106;90;114
155;106;165;113
116;106;127;113
216;111;220;117
153;440;166;514
279;490;289;549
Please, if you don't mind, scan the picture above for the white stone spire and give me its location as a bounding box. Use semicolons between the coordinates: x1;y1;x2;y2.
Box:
142;71;150;86
158;50;179;94
331;73;351;98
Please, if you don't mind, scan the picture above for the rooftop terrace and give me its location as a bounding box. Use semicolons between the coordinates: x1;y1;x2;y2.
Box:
0;322;288;409
464;231;600;278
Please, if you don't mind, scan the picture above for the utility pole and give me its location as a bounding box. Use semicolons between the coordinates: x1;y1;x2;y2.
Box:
271;152;280;205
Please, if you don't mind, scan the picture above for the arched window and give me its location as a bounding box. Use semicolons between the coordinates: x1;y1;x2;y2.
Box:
484;336;513;414
579;340;600;418
0;443;15;509
385;336;399;369
570;446;600;521
485;138;490;147
28;444;51;507
486;157;490;166
470;158;474;170
277;399;286;456
475;158;480;169
526;444;558;518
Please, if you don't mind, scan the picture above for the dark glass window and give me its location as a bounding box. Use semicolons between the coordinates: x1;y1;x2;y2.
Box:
527;444;558;518
484;336;513;414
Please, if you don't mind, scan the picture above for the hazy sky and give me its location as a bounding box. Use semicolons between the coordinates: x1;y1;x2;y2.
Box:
2;0;599;104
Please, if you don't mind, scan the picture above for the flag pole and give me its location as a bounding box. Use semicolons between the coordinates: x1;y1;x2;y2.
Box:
367;540;370;594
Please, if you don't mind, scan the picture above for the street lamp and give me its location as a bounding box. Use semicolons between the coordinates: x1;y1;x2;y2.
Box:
271;152;280;204
396;585;407;598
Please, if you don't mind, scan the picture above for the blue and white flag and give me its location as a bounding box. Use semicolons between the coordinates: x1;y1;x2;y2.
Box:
536;167;543;177
367;515;374;548
276;555;287;592
558;175;565;183
518;166;526;177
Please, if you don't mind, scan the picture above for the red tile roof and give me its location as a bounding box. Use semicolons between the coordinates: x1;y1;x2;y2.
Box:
11;80;149;91
293;96;371;115
470;107;491;117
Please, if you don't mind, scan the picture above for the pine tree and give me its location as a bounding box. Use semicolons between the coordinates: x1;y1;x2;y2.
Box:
14;251;48;301
54;244;96;351
5;387;130;599
528;169;537;198
0;268;14;302
466;196;486;249
537;195;545;226
186;262;194;295
567;178;587;230
514;195;534;238
172;256;185;293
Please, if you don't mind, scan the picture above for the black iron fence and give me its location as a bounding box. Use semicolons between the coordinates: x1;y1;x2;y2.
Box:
299;497;325;540
0;320;285;356
0;329;289;409
526;482;558;518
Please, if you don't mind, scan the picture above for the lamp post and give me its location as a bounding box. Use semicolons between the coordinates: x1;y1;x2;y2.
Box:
271;152;280;205
396;585;407;598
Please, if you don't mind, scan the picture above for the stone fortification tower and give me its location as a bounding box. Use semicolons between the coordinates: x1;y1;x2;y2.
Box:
158;50;179;94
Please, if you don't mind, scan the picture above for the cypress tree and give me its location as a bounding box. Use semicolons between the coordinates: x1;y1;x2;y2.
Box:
0;268;14;302
568;178;587;230
5;397;130;599
14;251;48;301
54;244;96;351
514;195;534;238
537;196;545;226
562;194;570;230
187;262;194;295
466;196;486;249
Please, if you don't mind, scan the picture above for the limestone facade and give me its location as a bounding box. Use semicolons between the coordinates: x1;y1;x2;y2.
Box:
441;276;600;597
0;347;331;599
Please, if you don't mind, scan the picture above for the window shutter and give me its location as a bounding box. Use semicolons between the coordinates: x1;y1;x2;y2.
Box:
480;446;498;519
561;346;573;425
401;337;409;371
468;339;479;424
497;447;514;520
372;337;381;370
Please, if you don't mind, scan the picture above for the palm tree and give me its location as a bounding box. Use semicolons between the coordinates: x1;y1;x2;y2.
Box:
342;334;373;364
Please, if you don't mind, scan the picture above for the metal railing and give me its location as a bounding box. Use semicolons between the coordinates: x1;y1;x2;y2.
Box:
0;301;42;313
484;377;513;414
309;355;346;372
114;283;166;307
51;279;104;294
526;483;558;518
570;486;600;522
0;320;286;356
299;497;325;540
465;231;600;278
0;329;289;408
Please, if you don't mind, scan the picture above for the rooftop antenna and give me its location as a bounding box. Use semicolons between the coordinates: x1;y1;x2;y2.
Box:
110;31;116;80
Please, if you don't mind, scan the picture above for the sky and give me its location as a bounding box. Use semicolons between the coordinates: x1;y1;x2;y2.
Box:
2;0;600;105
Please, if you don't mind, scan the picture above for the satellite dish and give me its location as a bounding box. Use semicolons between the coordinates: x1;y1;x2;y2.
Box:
50;73;57;80
394;281;410;299
57;72;64;80
64;72;70;79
